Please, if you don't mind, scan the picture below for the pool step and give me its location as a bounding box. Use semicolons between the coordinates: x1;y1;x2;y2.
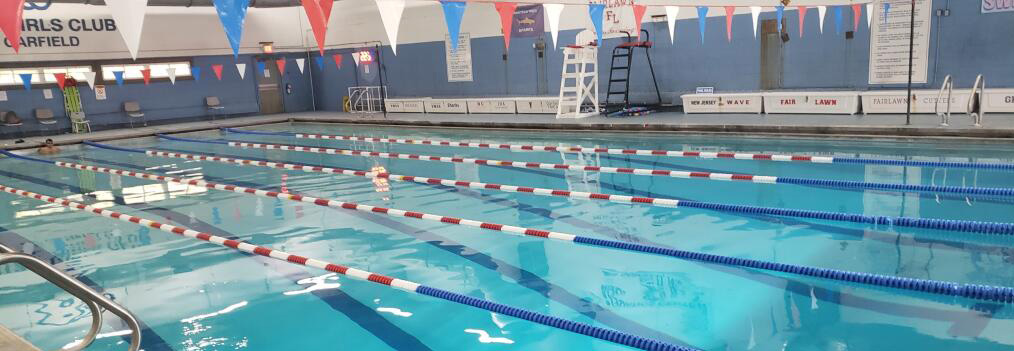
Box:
0;325;40;351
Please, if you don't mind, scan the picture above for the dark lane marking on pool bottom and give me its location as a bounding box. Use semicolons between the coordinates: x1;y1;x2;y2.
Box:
0;167;433;351
0;228;174;351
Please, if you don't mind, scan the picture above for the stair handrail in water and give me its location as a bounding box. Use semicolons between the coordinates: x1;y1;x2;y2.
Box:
168;134;1014;198
0;184;691;351
75;143;1014;236
222;128;1014;171
6;151;1014;304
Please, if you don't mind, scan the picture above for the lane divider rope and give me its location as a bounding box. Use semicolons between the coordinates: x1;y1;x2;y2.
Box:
0;184;691;351
8;150;1014;304
224;128;1014;171
168;134;1014;198
91;145;1014;236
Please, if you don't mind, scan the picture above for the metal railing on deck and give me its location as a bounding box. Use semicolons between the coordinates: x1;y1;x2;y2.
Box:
935;74;953;126
968;74;986;127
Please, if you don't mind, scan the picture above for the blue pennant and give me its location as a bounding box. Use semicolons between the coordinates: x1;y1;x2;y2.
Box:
697;6;709;44
113;71;124;86
256;61;265;76
191;67;202;81
19;73;32;90
589;4;605;46
212;0;252;58
315;56;325;70
440;1;467;51
776;6;784;32
835;6;843;34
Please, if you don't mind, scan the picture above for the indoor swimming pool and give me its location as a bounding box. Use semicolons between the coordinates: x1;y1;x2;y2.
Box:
2;123;1013;351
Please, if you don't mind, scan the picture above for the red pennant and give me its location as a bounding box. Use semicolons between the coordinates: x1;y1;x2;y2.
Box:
724;6;735;42
141;69;151;85
212;64;224;80
632;4;648;40
0;0;26;53
276;58;287;74
798;6;808;38
302;0;328;55
332;53;343;69
54;73;67;90
852;4;862;32
494;2;517;51
320;0;334;22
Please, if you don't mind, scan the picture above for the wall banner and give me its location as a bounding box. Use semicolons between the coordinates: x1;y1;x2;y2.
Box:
513;4;543;38
982;0;1014;13
445;32;472;82
868;0;932;85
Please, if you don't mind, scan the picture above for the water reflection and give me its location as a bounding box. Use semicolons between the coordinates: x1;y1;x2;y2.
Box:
282;273;342;296
463;329;514;344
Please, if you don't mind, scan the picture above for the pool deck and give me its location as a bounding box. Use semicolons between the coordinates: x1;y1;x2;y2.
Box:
2;110;1012;150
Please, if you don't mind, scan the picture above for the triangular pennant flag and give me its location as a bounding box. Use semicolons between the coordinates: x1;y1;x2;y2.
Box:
665;6;679;45
315;56;325;70
256;61;265;75
296;58;306;73
750;6;761;38
302;0;328;55
544;4;564;48
333;53;343;69
374;0;406;55
776;6;784;33
632;4;647;40
141;68;151;85
320;0;334;22
588;4;605;46
835;6;843;34
167;67;177;84
352;52;361;67
192;67;202;81
696;6;708;44
212;0;251;57
724;6;734;42
867;3;874;28
212;64;223;80
235;63;246;79
83;72;96;89
817;6;827;34
798;6;808;38
440;1;467;51
105;0;148;59
852;4;862;32
113;71;125;86
494;2;517;51
54;73;67;91
19;73;32;90
0;0;26;53
276;59;286;75
883;3;891;25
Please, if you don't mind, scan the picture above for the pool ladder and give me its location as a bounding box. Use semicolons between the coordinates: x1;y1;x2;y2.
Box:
968;74;986;128
935;74;985;128
935;75;953;126
0;243;141;351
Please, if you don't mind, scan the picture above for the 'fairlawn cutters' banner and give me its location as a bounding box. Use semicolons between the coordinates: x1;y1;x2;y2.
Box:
982;0;1014;13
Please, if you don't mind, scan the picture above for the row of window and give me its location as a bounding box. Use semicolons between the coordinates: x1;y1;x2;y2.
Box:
0;62;193;86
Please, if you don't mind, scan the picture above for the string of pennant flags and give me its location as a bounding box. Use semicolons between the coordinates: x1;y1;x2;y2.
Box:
1;0;885;61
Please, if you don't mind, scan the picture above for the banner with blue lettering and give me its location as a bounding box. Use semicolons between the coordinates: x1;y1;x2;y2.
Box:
589;3;604;46
513;4;543;38
112;71;124;86
212;0;251;58
19;73;31;90
440;1;467;51
696;6;708;44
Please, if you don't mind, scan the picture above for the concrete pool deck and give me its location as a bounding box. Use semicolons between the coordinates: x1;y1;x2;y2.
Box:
2;111;1012;150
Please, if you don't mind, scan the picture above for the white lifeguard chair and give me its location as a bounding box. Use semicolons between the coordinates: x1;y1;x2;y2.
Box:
556;30;599;119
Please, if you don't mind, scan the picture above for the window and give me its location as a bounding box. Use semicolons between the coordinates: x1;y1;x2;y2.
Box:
101;61;191;81
0;66;93;86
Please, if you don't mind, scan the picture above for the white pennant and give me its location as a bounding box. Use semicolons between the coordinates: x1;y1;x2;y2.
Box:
867;3;874;28
750;6;762;38
665;6;679;45
352;52;361;67
83;72;96;89
817;6;827;34
235;63;247;80
105;0;148;60
167;67;177;84
374;0;406;55
295;58;306;74
544;4;565;49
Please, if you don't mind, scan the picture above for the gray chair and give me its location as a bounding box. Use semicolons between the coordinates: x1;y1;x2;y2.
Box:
34;108;57;136
3;111;25;143
123;101;146;127
206;96;224;120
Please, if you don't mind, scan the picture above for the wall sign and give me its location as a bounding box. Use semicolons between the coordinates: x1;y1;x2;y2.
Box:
94;85;106;100
0;91;6;101
445;32;473;82
868;0;932;85
982;0;1014;13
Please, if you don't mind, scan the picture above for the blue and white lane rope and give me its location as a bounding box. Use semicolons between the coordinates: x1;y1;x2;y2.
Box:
224;128;1014;171
166;134;1014;198
0;184;692;351
8;150;1014;304
77;144;1014;236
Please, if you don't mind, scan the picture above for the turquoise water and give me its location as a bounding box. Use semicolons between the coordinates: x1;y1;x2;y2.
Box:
1;123;1013;350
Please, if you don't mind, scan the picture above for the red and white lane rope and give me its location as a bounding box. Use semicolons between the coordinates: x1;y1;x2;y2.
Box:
296;133;834;163
54;161;578;242
145;150;681;207
226;141;780;184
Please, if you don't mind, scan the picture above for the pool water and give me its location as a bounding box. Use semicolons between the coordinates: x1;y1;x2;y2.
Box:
1;123;1013;351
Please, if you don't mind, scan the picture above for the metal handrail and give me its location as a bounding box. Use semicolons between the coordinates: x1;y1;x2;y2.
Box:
0;243;141;351
968;74;985;127
935;75;953;126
